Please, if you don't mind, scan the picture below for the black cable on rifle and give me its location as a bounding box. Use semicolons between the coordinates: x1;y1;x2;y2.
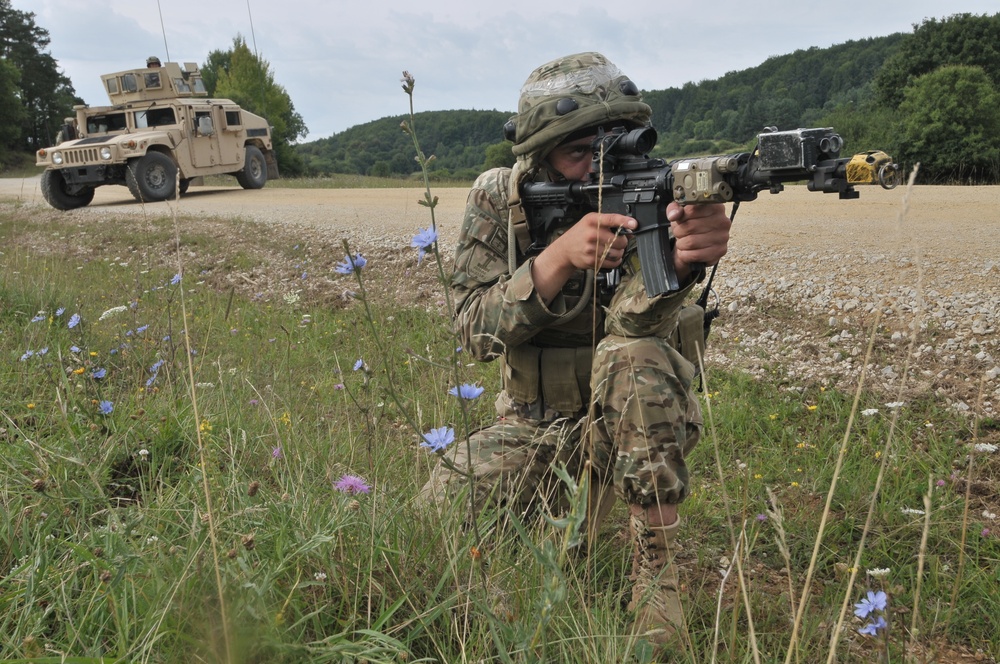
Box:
696;199;740;335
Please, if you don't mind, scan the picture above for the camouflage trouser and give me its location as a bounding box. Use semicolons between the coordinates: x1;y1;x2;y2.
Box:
588;334;702;506
417;412;586;520
419;272;702;514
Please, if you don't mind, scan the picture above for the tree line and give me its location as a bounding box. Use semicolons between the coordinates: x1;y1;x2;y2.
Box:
3;9;998;183
295;12;1000;184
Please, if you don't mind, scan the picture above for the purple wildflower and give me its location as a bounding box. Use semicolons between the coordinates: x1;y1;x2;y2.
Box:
68;313;81;329
334;474;370;495
98;401;114;415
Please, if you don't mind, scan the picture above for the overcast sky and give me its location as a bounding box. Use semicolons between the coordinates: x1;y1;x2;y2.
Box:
12;0;999;141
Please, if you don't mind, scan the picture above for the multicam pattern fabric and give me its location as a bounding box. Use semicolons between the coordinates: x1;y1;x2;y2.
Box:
419;167;703;512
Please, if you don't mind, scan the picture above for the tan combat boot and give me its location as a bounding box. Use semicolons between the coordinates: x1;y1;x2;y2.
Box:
628;512;689;650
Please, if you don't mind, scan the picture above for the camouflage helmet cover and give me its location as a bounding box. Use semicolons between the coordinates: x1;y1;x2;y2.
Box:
508;52;652;168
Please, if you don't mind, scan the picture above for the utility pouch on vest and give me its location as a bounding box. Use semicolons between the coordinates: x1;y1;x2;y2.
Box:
673;303;707;374
503;344;541;405
540;347;592;414
503;344;593;414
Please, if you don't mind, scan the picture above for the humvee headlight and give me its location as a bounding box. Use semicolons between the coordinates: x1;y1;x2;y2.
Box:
52;152;63;165
100;147;112;160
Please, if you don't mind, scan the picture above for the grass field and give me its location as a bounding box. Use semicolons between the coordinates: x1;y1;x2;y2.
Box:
1;188;997;663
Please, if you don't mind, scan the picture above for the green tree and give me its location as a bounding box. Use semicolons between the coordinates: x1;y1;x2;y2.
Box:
0;0;78;152
483;140;514;170
874;13;1000;108
202;36;308;176
0;57;25;160
896;65;1000;183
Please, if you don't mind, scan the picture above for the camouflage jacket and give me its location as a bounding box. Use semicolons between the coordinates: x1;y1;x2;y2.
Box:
452;166;698;419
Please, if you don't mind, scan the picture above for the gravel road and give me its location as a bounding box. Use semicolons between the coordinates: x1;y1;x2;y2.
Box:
4;176;999;416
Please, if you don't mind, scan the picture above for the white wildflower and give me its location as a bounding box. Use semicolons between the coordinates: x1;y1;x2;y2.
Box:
861;408;879;416
138;449;150;458
867;567;891;578
195;382;215;389
901;507;925;515
884;401;905;409
146;535;159;545
973;443;997;454
314;572;327;581
283;290;301;305
983;510;997;520
98;305;129;321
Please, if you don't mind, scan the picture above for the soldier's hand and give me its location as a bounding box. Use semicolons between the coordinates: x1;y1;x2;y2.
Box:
531;212;636;303
667;201;730;283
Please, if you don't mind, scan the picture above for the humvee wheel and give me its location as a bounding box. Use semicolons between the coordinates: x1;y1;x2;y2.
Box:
126;152;177;202
235;145;267;189
40;170;95;210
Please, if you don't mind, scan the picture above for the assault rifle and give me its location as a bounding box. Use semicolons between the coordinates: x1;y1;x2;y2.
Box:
520;126;898;297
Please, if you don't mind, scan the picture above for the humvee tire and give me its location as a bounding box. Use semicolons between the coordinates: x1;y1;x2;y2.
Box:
40;170;95;210
235;145;267;190
126;152;177;202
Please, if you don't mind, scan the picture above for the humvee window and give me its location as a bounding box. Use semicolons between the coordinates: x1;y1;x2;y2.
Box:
144;72;162;89
106;78;119;94
87;112;128;133
191;77;207;94
225;110;242;128
135;107;176;128
121;74;138;93
174;78;191;93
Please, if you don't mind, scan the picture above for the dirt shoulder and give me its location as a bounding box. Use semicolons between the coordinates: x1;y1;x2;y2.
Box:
3;177;999;417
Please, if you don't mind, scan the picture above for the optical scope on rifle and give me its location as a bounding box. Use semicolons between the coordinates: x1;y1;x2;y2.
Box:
520;126;898;296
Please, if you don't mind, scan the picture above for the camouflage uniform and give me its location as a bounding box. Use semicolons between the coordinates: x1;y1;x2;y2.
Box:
419;166;703;515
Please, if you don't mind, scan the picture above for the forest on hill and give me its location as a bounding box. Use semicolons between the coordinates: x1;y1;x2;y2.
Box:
295;12;1000;184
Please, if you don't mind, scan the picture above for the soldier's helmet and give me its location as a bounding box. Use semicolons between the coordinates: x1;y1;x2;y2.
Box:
146;56;162;68
504;52;652;173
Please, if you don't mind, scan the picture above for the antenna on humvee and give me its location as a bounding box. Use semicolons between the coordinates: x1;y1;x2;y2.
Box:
156;0;171;61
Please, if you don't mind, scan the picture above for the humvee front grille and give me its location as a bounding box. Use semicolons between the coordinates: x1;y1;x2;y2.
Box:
64;148;100;164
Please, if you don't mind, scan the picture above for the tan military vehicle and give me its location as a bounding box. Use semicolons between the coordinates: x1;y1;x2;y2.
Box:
36;58;278;210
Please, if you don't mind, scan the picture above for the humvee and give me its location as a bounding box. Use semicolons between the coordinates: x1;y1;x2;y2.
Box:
35;59;279;210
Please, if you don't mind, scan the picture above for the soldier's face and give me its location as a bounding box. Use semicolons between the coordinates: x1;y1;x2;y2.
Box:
547;135;595;181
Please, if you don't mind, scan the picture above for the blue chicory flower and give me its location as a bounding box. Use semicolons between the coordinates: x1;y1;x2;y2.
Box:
55;308;65;316
68;313;81;329
353;358;365;372
420;426;455;453
853;590;887;619
171;274;181;285
449;383;485;400
98;400;114;415
858;615;887;636
20;350;34;361
91;368;107;379
334;253;367;274
411;227;438;264
31;314;45;323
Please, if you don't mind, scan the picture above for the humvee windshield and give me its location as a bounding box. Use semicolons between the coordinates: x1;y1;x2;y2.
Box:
86;112;128;133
